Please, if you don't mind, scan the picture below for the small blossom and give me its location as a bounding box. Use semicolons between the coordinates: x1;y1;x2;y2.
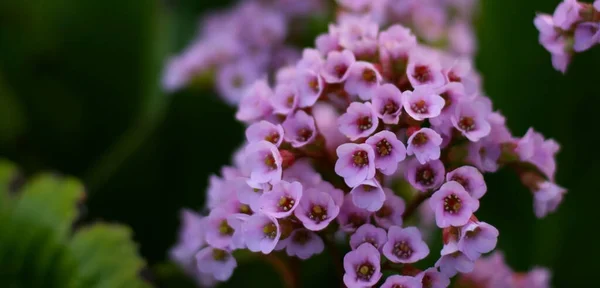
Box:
242;212;281;254
515;267;552;288
259;180;303;218
374;188;405;229
338;194;372;232
297;48;325;72
283;110;317;148
405;158;446;192
170;210;207;267
284;229;325;259
458;221;499;260
430;83;468;132
435;241;475;277
407;51;445;88
466;140;501;173
371;84;404;124
407;128;443;164
295;188;340;231
343;243;382;288
515;128;560;180
227;213;249;249
206;207;237;249
382;226;430;263
430;181;480;228
337;16;379;57
351;179;386;212
574;22;600;52
338;102;380;140
217;60;261;105
246;121;284;147
416;267;451;288
365;130;407;175
236;80;273;122
350;223;387;250
446;166;487;200
344;61;382;100
321;50;356;83
316;33;340;55
378;24;417;62
335;143;376;187
402;86;446;121
271;83;299;115
245;141;283;184
381;275;422;288
237;179;266;212
533;181;566;218
296;69;324;108
412;4;446;42
195;247;237;281
553;0;581;30
451;100;491;142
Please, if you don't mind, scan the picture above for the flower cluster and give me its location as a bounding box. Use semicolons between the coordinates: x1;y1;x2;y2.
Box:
171;14;563;288
162;0;325;104
456;252;551;288
535;0;600;72
336;0;480;56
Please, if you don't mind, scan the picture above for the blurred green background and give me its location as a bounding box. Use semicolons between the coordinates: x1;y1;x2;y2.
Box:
0;0;598;287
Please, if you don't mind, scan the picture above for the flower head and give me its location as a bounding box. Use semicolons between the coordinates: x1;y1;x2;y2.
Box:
338;194;372;232
246;121;284;147
407;51;445;88
242;213;281;254
335;143;376;187
365;130;407;175
206;207;237;249
435;241;474;277
350;223;387;250
343;243;382;288
295;188;340;231
458;221;499;260
381;275;422;288
344;61;382;100
374;188;405;229
383;226;430;263
236;80;273;122
405;158;446;192
284;229;325;259
574;22;600;52
195;247;237;281
416;267;451;288
516;128;560;181
446;166;487;200
553;0;581;30
321;50;356;83
350;179;386;212
378;24;417;62
259;180;303;218
430;181;480;228
451;100;491;142
407;128;443;164
338;102;379;140
533;181;566;218
283;110;317;147
245;141;283;184
402;86;445;121
272;83;299;115
296;69;324;108
466;140;501;173
371;84;404;124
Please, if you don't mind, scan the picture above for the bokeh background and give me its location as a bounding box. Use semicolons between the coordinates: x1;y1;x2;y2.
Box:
1;0;598;287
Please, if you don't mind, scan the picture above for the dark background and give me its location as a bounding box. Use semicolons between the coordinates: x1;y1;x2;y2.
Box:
0;0;597;287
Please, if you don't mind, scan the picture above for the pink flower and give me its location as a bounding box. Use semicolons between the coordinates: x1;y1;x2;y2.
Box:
259;180;303;218
381;275;422;288
466;140;501;173
595;0;600;11
195;247;237;281
296;69;324;108
297;48;324;72
338;194;371;232
533;181;566;218
245;141;283;184
435;241;475;277
407;51;445;88
430;82;468;132
446;166;487;200
429;181;480;228
338;102;379;140
271;83;299;115
236;80;273;122
344;61;382;100
553;0;582;30
416;267;451;288
407;128;443;164
405;158;446;192
242;212;281;254
295;188;340;231
245;121;284;147
337;16;379;57
321;50;356;83
283;229;325;259
574;23;600;52
402;86;445;121
316;33;340;55
378;24;417;62
206;207;237;249
515;128;560;180
350;223;387;250
350;179;386;212
282;110;317;148
371;84;404;124
458;221;499;260
374;188;405;229
451;100;491;142
382;226;430;263
343;243;382;288
334;143;376;187
365;130;407;175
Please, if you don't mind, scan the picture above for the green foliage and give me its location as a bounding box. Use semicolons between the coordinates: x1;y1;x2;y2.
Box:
0;160;150;288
